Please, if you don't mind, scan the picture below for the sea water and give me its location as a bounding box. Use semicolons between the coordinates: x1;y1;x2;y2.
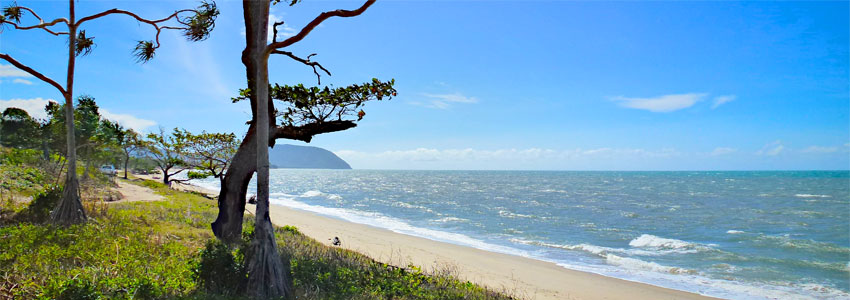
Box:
190;170;850;299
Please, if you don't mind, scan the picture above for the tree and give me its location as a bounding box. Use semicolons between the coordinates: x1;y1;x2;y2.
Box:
144;127;189;185
0;107;40;149
229;0;390;298
0;0;218;225
100;121;144;179
179;130;239;185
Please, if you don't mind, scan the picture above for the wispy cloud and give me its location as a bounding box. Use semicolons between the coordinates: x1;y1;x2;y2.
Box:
0;64;33;78
12;78;33;85
268;14;296;42
756;140;784;156
413;93;479;109
0;98;56;120
710;147;737;156
800;145;839;154
242;14;296;42
711;95;736;109
99;109;157;132
613;93;707;112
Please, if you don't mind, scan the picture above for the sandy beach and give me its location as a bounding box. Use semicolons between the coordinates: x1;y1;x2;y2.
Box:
134;173;715;300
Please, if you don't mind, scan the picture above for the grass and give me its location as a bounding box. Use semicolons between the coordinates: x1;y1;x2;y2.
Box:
0;175;515;299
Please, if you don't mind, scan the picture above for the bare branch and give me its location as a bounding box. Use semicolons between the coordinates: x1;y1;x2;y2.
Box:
272;21;285;43
273;120;357;143
271;50;331;84
1;17;69;35
266;0;375;51
0;53;66;95
77;8;193;27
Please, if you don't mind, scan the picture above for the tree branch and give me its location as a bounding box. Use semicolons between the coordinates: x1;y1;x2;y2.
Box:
77;8;196;49
0;53;66;95
77;8;193;27
266;0;375;51
1;18;69;35
273;120;357;143
271;50;331;84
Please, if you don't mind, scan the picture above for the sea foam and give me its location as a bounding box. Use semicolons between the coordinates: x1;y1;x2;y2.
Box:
629;234;698;249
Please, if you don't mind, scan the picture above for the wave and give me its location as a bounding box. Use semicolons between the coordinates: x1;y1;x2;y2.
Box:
795;194;832;198
268;196;530;258
628;234;711;251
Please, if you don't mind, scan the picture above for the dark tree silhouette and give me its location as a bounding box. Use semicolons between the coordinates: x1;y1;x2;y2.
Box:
0;0;218;225
221;0;392;298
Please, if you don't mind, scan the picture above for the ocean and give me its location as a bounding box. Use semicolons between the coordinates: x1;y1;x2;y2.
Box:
189;170;850;299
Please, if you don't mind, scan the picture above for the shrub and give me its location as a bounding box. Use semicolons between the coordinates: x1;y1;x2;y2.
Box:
53;278;102;300
192;239;247;296
19;184;62;222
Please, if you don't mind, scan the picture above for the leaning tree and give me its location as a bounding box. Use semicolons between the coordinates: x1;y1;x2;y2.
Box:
0;0;218;224
223;0;393;298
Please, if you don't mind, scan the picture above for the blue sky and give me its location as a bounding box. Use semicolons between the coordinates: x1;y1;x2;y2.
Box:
1;0;848;170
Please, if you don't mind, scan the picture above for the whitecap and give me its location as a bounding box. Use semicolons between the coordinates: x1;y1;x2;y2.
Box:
795;194;832;198
605;254;697;275
301;190;324;197
726;230;745;234
629;234;698;249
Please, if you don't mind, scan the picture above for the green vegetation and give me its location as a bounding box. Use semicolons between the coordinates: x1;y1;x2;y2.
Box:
0;167;513;299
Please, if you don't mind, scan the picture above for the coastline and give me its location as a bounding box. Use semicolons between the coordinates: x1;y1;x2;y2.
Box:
145;174;716;300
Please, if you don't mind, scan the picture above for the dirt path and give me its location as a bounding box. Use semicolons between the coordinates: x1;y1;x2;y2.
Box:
112;179;164;203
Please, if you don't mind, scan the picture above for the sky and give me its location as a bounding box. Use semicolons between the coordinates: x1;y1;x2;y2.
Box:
1;0;848;170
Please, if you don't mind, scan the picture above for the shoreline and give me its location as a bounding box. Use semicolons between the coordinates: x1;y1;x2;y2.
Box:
248;202;717;300
139;174;716;300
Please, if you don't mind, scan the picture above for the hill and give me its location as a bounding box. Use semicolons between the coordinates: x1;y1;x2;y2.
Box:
269;144;351;169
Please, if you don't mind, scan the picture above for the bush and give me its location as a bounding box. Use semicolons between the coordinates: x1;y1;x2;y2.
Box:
19;184;62;222
192;239;247;296
53;278;102;300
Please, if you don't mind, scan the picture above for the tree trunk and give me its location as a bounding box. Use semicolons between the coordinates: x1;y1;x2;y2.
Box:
51;0;86;225
211;125;257;242
211;0;275;242
244;0;291;298
123;152;129;179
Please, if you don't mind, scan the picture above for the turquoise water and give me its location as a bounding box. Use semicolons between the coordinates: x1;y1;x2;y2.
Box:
191;170;850;299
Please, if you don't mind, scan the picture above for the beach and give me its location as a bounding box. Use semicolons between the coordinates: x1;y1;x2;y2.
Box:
248;202;716;300
140;173;716;300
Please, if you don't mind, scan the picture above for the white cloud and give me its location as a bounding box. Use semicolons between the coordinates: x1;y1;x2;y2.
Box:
756;141;784;156
237;14;296;42
268;14;296;42
800;146;839;154
710;147;737;156
613;93;707;112
0;64;33;78
414;93;479;109
12;78;33;85
99;109;157;132
0;98;56;120
711;95;736;109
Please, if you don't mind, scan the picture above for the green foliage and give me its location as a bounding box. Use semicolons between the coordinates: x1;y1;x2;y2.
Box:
231;78;396;126
17;184;61;223
273;78;396;126
132;40;156;63
192;240;247;296
53;278;103;300
0;107;40;149
178;129;239;180
0;179;511;299
181;1;219;42
2;2;21;23
75;30;96;57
